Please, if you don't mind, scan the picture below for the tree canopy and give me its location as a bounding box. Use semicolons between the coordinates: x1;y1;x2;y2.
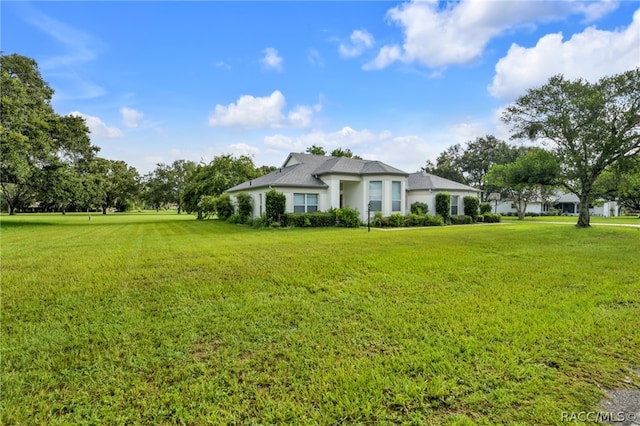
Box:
182;154;261;219
502;69;640;227
422;135;517;199
485;148;560;219
1;53;99;214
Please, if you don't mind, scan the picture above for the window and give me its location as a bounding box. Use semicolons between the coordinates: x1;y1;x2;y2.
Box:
294;193;318;213
392;181;401;211
451;195;459;215
369;181;382;211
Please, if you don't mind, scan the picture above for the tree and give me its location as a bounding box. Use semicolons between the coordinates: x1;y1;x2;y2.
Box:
422;144;466;183
1;53;98;214
183;154;260;219
330;147;362;159
306;145;326;156
422;136;518;198
503;69;640;227
594;156;640;212
485;148;560;220
92;158;140;214
142;160;196;213
459;136;519;199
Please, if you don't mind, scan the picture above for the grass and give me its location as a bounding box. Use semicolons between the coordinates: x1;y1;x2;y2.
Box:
1;212;639;425
500;214;640;225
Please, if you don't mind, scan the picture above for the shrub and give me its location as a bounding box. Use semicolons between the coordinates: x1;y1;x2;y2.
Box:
265;189;286;225
236;192;253;221
476;215;484;223
450;215;473;225
214;193;234;220
388;213;404;227
248;214;268;228
424;214;444;226
227;213;243;224
335;207;360;228
372;212;385;227
463;196;479;220
198;195;217;219
410;201;429;215
403;213;423;227
479;202;492;215
483;213;502;223
435;193;451;224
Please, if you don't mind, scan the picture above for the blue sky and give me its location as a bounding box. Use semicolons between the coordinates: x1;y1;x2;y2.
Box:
3;1;639;175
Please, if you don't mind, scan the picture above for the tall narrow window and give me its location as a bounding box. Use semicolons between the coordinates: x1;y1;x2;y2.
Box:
369;181;382;211
451;195;459;215
306;194;318;212
392;181;401;212
294;193;306;213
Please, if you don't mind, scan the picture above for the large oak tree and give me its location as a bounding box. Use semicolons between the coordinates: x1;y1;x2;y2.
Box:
1;53;97;214
502;69;640;227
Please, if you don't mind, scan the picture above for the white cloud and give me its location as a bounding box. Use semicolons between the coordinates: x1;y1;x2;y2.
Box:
366;0;621;70
215;61;231;69
489;9;640;101
308;49;324;67
339;29;374;58
261;47;283;71
363;45;403;70
209;91;286;128
208;91;319;129
120;107;144;128
228;143;260;157
449;121;489;145
69;111;123;139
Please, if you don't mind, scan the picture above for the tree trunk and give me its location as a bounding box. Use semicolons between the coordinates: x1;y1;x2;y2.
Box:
9;205;16;215
177;204;182;214
197;211;203;220
102;205;107;215
576;193;591;227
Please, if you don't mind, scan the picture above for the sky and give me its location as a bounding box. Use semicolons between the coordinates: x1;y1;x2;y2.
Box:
2;1;639;175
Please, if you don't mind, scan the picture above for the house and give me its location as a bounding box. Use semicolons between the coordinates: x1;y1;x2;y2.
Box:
226;153;481;222
494;191;619;216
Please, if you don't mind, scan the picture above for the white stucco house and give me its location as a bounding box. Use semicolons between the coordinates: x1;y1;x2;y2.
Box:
493;191;619;217
226;153;481;222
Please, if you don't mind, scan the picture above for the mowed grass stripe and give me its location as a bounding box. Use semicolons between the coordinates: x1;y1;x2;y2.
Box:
1;214;639;424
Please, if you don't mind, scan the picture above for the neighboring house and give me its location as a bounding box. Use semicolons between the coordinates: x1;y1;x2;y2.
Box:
494;191;619;216
226;153;481;222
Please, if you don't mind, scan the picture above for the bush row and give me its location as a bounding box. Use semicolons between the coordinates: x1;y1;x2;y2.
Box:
369;212;502;227
283;207;361;228
372;212;444;228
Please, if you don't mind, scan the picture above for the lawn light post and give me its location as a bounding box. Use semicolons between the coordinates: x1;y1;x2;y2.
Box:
489;193;500;214
367;202;371;232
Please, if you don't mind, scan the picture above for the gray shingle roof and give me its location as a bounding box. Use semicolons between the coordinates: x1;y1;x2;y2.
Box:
407;171;479;192
227;153;408;192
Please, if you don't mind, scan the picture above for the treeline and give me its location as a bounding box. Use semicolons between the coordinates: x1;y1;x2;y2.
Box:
0;53;273;215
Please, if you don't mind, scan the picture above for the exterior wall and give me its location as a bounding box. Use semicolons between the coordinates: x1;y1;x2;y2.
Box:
494;201;547;215
407;190;480;216
362;176;406;222
320;174;361;212
230;187;330;218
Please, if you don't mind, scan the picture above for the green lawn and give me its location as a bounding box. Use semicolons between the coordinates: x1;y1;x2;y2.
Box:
2;213;639;425
500;214;640;225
